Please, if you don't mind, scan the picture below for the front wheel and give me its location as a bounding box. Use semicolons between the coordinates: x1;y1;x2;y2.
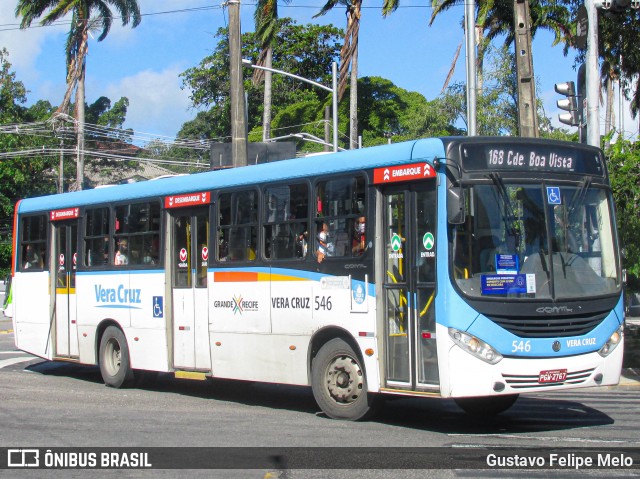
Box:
454;394;519;416
99;326;134;388
311;338;378;420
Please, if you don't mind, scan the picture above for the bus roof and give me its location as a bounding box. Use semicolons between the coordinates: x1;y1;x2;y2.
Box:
18;138;446;214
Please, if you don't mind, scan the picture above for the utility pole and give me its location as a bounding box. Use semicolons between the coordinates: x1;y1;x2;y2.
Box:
586;0;600;147
228;0;248;167
76;59;86;189
59;139;64;193
465;0;477;136
513;0;538;137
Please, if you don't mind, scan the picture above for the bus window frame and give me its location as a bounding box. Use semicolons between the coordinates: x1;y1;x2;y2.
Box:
215;187;260;264
18;213;48;272
262;180;311;262
110;199;163;269
313;173;368;262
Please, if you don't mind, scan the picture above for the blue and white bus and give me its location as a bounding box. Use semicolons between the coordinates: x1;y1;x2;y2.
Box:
11;136;624;420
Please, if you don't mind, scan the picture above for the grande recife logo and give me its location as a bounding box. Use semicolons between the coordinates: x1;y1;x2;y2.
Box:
213;295;259;315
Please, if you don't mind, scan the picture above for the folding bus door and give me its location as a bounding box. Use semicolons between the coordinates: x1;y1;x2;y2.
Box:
53;220;79;358
381;183;439;390
170;207;211;370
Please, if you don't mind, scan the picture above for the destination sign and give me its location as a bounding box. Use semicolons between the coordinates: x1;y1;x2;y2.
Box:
459;143;605;176
373;162;436;184
50;207;79;221
164;191;211;209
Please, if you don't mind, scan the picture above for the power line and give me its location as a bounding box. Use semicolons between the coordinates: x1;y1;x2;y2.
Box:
0;4;226;33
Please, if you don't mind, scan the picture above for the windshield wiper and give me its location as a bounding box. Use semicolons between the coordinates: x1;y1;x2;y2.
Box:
489;173;520;242
567;177;591;221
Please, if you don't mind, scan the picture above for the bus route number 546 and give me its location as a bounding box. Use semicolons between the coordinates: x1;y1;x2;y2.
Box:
314;296;332;311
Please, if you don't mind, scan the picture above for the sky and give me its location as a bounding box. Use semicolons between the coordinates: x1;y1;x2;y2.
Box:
1;0;638;143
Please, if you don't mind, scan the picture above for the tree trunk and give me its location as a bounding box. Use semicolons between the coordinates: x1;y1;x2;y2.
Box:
605;75;614;149
76;60;86;190
350;41;358;150
262;47;273;141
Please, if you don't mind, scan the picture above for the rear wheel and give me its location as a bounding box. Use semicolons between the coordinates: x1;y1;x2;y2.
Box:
311;338;378;420
454;394;519;416
99;326;134;388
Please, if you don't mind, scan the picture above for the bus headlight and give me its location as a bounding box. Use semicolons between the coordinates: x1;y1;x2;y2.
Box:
598;325;623;357
448;328;503;364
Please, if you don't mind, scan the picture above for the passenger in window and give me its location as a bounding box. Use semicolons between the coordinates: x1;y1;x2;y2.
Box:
115;239;129;265
23;245;40;269
103;237;110;264
143;237;160;264
352;216;366;255
317;222;333;263
296;228;308;258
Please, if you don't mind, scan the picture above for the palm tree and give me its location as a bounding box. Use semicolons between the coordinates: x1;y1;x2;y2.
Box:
316;0;362;150
16;0;141;190
253;0;290;142
383;0;571;92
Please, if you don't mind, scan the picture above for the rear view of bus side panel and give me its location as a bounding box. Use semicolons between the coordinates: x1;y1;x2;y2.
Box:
12;271;52;360
12;211;53;360
75;271;170;371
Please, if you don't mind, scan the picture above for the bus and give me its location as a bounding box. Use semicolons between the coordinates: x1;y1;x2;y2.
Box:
11;136;624;420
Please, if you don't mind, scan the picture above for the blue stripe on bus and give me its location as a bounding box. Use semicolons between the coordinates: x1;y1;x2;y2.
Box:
18;138;446;213
76;266;376;297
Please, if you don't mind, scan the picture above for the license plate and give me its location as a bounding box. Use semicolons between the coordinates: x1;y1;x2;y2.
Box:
538;369;567;383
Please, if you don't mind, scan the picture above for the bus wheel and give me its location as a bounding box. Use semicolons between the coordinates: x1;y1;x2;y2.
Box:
454;394;519;416
311;338;376;421
99;326;134;388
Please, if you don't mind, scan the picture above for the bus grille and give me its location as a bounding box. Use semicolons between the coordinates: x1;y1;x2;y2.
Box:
487;311;608;338
502;368;595;389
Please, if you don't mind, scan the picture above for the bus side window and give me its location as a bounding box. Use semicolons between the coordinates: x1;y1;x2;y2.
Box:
19;215;47;272
315;175;366;261
264;183;309;260
84;207;110;267
218;190;257;262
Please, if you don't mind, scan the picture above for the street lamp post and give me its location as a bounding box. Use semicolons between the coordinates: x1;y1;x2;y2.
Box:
243;59;339;153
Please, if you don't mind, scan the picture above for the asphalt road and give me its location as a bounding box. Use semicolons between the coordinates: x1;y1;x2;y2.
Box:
1;279;639;478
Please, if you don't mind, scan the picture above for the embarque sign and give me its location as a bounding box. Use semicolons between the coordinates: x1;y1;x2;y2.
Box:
373;162;436;184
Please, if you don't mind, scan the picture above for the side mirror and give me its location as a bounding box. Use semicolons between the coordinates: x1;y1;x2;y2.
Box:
436;157;465;225
448;185;465;224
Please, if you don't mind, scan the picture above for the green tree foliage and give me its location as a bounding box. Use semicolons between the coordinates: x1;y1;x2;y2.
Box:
0;49;58;276
178;19;457;153
179;18;343;147
606;138;640;280
545;1;640;124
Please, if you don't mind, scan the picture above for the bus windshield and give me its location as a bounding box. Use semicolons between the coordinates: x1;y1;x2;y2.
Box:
452;181;619;300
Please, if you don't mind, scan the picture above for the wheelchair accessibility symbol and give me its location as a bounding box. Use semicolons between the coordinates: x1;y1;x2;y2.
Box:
546;186;561;205
153;296;164;318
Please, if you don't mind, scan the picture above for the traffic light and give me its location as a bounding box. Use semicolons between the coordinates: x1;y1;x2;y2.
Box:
555;81;580;127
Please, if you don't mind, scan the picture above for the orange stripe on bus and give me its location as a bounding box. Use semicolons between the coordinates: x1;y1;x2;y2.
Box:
213;272;259;282
213;272;308;282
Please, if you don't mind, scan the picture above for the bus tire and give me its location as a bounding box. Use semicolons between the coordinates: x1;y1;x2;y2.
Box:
311;338;377;421
99;326;134;388
454;394;519;416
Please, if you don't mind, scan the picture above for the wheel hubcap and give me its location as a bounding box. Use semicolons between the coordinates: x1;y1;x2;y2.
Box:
105;339;121;376
326;354;363;404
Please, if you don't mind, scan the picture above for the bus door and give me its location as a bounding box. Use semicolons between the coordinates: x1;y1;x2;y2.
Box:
170;207;211;370
381;183;438;390
54;220;79;358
